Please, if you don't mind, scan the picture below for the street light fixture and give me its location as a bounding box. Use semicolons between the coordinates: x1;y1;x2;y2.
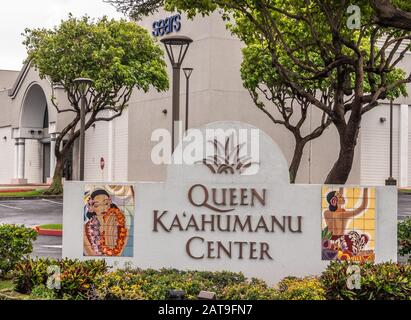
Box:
183;67;194;132
160;35;193;153
73;77;93;181
386;99;397;186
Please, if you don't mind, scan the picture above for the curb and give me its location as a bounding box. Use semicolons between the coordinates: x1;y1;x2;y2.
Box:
0;196;63;201
34;226;63;237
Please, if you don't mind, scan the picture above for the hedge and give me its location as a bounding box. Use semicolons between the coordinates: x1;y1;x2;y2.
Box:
12;258;410;300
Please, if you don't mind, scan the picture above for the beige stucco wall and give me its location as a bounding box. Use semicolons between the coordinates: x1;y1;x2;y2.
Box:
0;70;18;91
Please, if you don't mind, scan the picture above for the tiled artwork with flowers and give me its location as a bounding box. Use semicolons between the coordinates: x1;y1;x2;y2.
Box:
83;185;135;257
321;187;376;262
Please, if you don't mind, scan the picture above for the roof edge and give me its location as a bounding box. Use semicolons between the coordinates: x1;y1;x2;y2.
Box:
8;62;31;98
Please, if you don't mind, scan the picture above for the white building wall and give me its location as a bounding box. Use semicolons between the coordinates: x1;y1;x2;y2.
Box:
84;118;109;181
24;139;42;184
0;127;14;184
361;103;400;185
112;108;128;181
84;110;129;182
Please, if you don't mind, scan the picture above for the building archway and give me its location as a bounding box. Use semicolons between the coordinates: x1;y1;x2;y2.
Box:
20;83;48;129
13;83;52;184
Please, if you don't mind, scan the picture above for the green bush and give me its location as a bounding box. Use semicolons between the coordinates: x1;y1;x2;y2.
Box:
320;261;411;300
221;278;278;300
277;276;326;300
94;268;249;300
14;258;109;299
0;225;37;278
31;284;57;300
398;219;411;262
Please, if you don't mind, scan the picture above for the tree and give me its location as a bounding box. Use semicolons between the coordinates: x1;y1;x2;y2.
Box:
106;0;411;31
24;15;169;194
372;0;411;31
108;0;411;184
241;44;331;183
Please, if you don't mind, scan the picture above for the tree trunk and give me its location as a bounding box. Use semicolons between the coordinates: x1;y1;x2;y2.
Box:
289;139;306;184
44;156;64;195
325;125;359;184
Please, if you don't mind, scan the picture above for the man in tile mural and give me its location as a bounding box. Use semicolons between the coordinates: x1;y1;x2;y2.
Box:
322;188;375;262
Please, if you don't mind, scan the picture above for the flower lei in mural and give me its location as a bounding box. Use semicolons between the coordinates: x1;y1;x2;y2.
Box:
99;207;128;256
85;215;102;255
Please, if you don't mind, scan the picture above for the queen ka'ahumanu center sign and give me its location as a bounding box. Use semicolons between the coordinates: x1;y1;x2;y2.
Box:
63;122;398;284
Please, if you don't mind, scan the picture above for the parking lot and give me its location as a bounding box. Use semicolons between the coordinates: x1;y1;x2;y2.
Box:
0;194;410;259
0;198;63;258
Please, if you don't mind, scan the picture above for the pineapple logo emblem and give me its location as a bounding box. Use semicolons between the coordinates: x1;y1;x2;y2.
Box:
201;136;259;175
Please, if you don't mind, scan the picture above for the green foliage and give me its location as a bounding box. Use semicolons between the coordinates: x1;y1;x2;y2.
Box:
0;189;46;198
221;278;278;300
0;225;37;278
14;258;109;299
277;276;326;300
10;259;411;300
94;268;250;300
31;285;57;300
398;219;411;261
320;261;411;300
24;14;168;93
392;0;411;11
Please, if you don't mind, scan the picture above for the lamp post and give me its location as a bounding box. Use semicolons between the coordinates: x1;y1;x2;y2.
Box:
160;35;193;153
73;77;93;181
386;99;397;186
183;67;194;132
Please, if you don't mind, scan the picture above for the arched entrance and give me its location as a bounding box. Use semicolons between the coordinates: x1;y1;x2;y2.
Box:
13;83;57;184
20;84;48;129
12;83;50;184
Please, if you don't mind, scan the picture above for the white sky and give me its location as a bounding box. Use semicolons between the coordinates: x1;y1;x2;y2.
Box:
0;0;125;71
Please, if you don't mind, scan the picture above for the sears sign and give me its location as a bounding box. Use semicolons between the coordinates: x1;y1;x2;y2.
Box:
152;14;182;37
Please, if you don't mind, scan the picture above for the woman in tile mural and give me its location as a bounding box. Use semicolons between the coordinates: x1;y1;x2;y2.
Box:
83;188;130;257
322;188;373;261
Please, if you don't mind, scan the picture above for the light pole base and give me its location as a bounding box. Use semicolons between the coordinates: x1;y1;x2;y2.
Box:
385;177;397;186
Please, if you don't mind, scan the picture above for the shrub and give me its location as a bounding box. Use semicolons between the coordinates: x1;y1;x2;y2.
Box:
320;261;411;300
0;224;37;278
398;219;411;262
31;284;57;300
277;276;326;300
94;268;248;300
14;258;109;299
221;278;278;300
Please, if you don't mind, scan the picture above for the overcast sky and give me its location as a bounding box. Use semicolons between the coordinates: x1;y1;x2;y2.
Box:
0;0;125;71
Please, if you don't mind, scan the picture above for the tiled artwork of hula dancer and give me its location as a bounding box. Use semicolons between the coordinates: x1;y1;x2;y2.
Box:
83;185;135;257
321;187;376;262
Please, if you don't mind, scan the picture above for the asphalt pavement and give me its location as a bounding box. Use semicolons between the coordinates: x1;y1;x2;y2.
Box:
0;194;410;260
0;198;63;258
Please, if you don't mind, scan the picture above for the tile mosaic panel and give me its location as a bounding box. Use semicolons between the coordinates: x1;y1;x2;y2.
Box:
321;186;376;262
83;185;135;257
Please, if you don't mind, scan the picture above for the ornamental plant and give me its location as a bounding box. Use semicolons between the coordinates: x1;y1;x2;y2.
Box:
14;258;109;299
320;261;411;300
398;219;411;262
0;224;37;278
277;276;326;300
94;268;248;300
